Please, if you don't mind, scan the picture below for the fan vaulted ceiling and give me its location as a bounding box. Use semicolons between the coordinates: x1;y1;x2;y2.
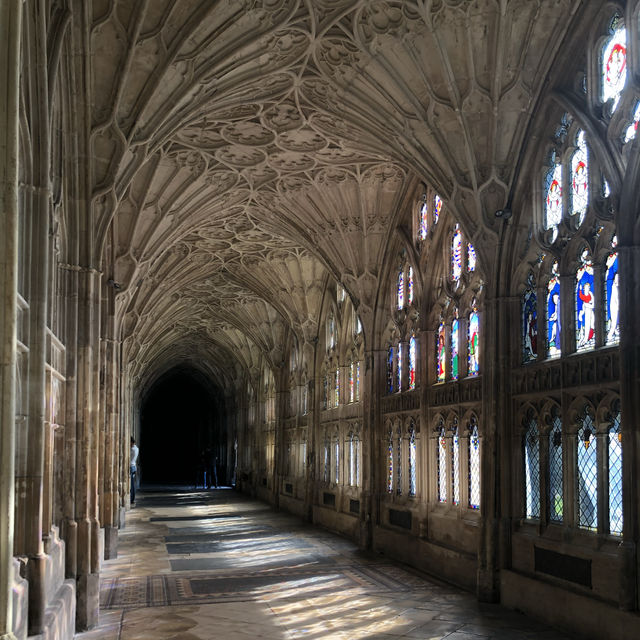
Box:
90;0;580;386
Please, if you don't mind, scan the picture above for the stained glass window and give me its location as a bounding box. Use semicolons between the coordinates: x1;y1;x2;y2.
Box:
397;268;404;309
544;161;563;229
623;101;640;143
397;343;402;391
349;361;355;403
409;334;416;390
467;243;476;272
570;131;589;225
334;437;340;484
601;18;626;112
355;361;361;401
451;312;459;380
407;266;414;304
522;282;538;363
547;262;561;357
451;419;460;505
524;414;540;519
409;424;416;497
396;428;402;495
387;346;394;394
328;315;336;350
434;194;442;225
576;250;595;350
354;435;361;487
437;422;447;503
334;367;340;407
324;439;330;483
452;225;463;283
419;198;429;239
468;418;481;510
349;434;355;486
387;429;394;493
608;407;622;535
436;320;446;382
468;303;479;376
577;410;598;530
548;411;563;522
605;237;619;345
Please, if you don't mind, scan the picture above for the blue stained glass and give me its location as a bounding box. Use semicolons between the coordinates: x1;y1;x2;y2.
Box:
577;411;598;530
451;313;459;380
524;415;540;519
387;346;394;394
434;194;442;225
547;263;561;357
409;335;416;390
608;409;622;535
576;251;595;350
606;240;619;345
397;343;402;391
419;199;428;239
522;288;538;363
469;419;480;510
452;225;462;283
408;266;414;304
467;243;476;272
548;413;563;522
397;269;404;309
468;305;479;376
436;321;446;382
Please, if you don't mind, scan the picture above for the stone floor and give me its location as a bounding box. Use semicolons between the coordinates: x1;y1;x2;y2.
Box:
76;488;574;640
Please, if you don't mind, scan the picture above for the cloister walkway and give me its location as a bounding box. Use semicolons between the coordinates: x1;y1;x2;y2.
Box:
75;489;573;640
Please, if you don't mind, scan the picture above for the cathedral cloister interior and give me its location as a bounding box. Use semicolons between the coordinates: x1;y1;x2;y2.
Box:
1;1;640;639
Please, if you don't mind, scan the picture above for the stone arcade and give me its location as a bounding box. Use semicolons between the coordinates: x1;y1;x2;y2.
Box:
0;1;639;639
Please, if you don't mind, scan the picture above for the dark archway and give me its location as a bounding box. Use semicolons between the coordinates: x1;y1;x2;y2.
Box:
139;367;227;485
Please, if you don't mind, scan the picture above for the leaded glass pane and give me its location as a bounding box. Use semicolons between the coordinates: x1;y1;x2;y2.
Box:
334;438;340;484
408;266;414;304
396;429;402;495
549;414;563;522
349;435;355;486
387;346;394;393
355;436;361;487
468;304;479;376
624;101;640;143
387;430;393;493
544;163;563;229
409;335;416;390
334;367;340;407
409;426;416;497
467;243;476;272
438;423;447;503
577;412;598;530
524;417;540;519
547;263;561;358
606;239;619;345
397;269;404;309
570;131;589;225
576;250;595;351
419;199;428;239
324;440;330;483
451;421;460;505
469;420;481;510
452;225;463;283
355;361;361;401
349;361;355;403
523;286;538;363
397;343;402;391
434;194;442;225
451;313;459;380
601;19;627;111
437;321;446;382
609;410;622;535
328;315;336;349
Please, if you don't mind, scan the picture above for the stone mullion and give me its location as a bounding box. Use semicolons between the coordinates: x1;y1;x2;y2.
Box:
0;1;23;637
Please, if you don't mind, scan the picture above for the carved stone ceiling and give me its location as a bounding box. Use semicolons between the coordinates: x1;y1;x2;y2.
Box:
91;0;581;383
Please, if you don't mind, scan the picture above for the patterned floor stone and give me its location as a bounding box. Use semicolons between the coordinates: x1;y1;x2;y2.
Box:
78;488;576;640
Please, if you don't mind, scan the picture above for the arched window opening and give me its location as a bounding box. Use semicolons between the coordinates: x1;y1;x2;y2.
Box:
605;236;619;345
547;262;561;358
544;155;563;230
577;409;598;531
436;319;446;383
623;101;640;142
522;274;538;363
467;243;476;273
524;413;540;519
452;224;463;283
387;346;394;394
397;267;405;310
468;417;481;510
434;194;442;225
437;420;447;503
608;406;622;535
451;310;459;381
601;15;626;112
408;333;417;390
396;427;403;495
387;428;394;493
397;343;403;391
576;250;595;351
468;302;480;377
548;410;563;522
419;194;429;240
408;424;417;497
451;418;460;505
570;130;589;225
333;436;340;484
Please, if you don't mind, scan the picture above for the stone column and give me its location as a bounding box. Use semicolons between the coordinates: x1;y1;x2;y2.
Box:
0;2;23;638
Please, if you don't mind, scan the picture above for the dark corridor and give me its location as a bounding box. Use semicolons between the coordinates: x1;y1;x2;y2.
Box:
139;368;227;485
